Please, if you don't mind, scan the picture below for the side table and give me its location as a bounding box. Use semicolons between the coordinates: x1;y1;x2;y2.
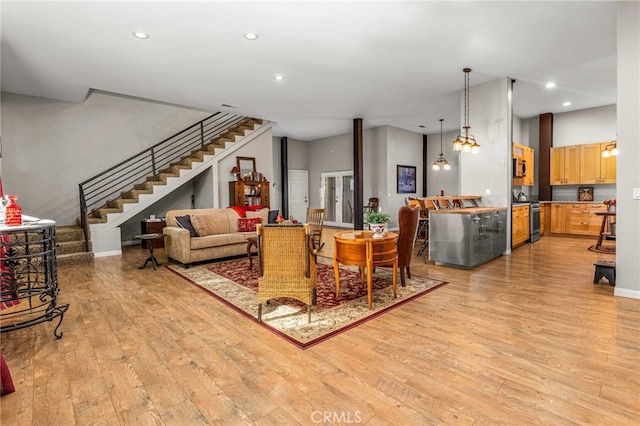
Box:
135;233;165;270
246;237;258;270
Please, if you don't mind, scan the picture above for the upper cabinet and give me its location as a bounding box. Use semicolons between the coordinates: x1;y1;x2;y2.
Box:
513;142;534;187
580;142;617;184
551;142;616;186
550;145;580;185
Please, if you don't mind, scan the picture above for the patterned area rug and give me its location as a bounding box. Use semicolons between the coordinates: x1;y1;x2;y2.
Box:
167;256;447;349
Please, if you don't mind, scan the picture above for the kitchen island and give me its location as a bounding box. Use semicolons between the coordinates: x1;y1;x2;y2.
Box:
429;207;507;269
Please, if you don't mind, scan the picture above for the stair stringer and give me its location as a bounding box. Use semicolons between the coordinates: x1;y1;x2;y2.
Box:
90;121;273;257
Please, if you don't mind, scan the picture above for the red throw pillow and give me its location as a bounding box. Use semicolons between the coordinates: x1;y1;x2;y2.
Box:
237;217;261;232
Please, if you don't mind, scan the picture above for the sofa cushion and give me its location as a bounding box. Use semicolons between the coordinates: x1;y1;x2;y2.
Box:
246;208;269;225
237;217;261;232
174;215;197;237
190;233;245;250
191;212;233;237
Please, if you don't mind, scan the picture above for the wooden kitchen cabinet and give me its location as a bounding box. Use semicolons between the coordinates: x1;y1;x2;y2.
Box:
550;145;580;185
550;203;606;236
512;142;535;187
550;203;566;233
580;142;616;184
512;205;530;247
540;204;545;235
229;180;270;208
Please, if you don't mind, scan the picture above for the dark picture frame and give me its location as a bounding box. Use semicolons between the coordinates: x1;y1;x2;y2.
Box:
578;186;594;201
236;156;256;180
397;165;416;194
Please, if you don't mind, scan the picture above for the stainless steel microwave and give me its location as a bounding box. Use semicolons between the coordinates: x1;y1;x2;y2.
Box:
513;157;527;178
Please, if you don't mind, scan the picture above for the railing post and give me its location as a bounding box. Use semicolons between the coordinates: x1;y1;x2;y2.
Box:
78;184;90;252
200;122;205;150
151;148;157;178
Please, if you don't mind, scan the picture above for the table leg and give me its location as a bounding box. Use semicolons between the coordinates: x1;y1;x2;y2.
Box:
596;214;608;249
139;245;160;270
334;254;341;298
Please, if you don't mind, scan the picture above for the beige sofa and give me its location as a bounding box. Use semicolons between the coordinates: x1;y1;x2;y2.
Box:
164;207;268;266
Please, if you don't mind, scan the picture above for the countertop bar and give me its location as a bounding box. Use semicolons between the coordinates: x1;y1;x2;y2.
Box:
540;201;607;204
430;207;506;214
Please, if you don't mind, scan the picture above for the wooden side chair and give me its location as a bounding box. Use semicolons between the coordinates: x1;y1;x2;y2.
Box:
256;223;317;323
306;208;326;252
363;197;379;213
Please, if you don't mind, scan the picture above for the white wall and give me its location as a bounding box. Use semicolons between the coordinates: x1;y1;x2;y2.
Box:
0;91;210;225
615;1;640;299
553;104;617;147
459;77;512;208
426;129;459;197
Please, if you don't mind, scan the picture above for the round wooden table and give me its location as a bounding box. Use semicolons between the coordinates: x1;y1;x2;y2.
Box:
333;230;398;309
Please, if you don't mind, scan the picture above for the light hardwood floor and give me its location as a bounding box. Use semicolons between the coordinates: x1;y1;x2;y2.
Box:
1;231;638;425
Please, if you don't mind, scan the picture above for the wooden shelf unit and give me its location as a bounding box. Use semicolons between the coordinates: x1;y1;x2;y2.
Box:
229;180;270;208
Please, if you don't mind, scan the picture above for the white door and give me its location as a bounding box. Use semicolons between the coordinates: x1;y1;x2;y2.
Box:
320;171;354;228
288;170;308;222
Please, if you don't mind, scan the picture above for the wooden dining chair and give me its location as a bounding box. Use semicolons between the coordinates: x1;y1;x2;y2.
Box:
306;208;326;252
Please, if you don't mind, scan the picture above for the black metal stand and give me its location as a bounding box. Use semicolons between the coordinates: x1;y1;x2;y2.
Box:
1;220;69;339
135;233;164;270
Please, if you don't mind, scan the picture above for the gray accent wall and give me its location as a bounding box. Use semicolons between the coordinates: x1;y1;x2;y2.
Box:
1;91;210;225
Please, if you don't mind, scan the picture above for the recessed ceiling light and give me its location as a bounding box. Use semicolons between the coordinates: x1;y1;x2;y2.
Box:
545;82;556;89
418;125;426;128
244;32;259;40
563;101;571;107
132;31;149;39
274;75;285;81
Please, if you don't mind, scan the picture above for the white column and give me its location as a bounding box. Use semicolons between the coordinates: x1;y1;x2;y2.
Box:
615;1;640;299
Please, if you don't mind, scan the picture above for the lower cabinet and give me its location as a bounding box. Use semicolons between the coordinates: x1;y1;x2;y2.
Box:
550;203;606;236
512;205;530;247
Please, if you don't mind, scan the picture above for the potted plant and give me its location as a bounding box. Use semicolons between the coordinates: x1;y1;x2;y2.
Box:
365;211;390;238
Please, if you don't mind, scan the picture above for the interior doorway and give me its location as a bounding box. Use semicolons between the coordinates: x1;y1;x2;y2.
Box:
320;171;354;228
288;170;308;222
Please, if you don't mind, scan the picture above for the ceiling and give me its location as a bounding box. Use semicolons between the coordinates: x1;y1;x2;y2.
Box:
1;1;618;140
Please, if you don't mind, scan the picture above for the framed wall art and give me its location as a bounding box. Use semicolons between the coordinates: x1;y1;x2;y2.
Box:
578;186;594;201
397;165;416;194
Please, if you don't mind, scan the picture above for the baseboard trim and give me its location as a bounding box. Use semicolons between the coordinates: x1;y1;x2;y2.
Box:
94;249;122;258
614;287;640;299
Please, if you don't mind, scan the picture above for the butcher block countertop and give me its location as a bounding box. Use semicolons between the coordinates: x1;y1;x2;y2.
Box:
429;207;507;214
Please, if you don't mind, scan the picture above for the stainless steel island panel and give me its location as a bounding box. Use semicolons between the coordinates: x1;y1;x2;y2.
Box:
429;208;507;269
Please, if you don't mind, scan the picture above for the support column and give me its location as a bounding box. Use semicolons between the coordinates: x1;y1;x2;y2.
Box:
353;118;364;230
280;137;288;218
422;134;428;197
539;113;553;201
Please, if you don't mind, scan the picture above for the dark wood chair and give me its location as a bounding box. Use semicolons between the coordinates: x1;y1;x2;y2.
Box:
378;205;419;287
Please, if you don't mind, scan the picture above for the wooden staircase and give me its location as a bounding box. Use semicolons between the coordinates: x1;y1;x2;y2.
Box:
82;117;263;225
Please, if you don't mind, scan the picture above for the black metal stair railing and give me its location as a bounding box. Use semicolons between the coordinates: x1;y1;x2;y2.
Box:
78;112;252;251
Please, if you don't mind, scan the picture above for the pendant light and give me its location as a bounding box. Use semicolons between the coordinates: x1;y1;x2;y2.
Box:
452;68;480;154
601;142;618;157
432;119;451;171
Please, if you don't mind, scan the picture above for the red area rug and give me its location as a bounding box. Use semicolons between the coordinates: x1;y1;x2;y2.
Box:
168;257;447;349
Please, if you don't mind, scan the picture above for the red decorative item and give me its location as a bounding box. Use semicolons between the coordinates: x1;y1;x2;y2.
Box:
4;195;22;227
